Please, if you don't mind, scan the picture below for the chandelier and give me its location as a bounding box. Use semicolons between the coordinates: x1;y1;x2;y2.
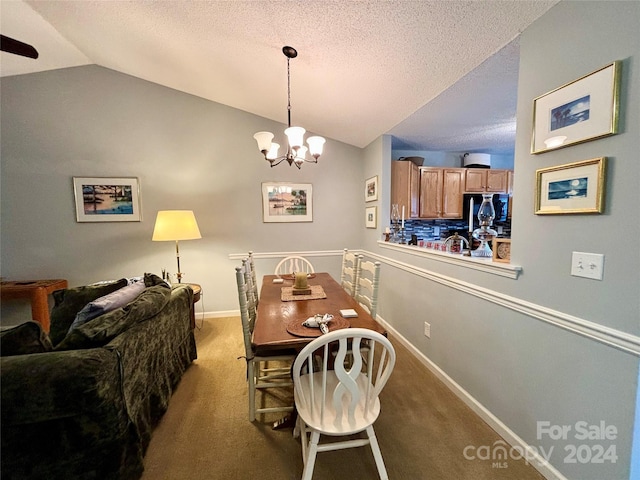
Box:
253;46;325;169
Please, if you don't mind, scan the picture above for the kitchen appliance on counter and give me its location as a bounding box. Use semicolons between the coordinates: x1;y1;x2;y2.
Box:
463;193;510;225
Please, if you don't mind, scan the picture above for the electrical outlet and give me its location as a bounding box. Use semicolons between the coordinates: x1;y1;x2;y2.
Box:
571;252;604;280
424;322;431;338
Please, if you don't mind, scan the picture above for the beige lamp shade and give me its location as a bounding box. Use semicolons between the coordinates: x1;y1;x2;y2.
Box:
152;210;202;241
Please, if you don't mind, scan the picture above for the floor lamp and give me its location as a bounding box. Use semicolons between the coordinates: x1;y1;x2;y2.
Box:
152;210;202;283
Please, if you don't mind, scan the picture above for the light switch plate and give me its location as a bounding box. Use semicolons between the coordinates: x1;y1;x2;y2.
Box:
571;252;604;280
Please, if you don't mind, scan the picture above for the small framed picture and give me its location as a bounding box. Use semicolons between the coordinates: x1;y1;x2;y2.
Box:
73;177;141;222
531;61;621;154
493;238;511;263
262;182;313;223
365;206;377;228
535;157;606;215
365;175;378;202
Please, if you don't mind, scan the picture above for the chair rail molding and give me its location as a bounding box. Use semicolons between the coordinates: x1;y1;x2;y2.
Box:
367;249;640;357
227;249;639;356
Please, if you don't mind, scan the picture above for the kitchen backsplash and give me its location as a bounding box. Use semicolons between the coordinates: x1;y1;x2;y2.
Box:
397;218;512;242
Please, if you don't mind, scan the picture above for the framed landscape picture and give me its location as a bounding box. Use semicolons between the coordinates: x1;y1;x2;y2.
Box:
531;61;621;154
365;175;378;202
73;177;141;222
262;182;313;223
535;157;606;215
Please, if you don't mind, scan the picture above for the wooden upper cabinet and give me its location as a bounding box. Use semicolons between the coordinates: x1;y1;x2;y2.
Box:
391;161;420;218
465;169;510;193
419;167;464;219
419;168;443;218
441;169;465;218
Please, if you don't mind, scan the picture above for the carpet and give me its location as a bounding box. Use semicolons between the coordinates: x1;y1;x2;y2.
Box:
141;317;544;480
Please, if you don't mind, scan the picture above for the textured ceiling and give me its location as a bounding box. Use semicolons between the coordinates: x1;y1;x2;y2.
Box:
1;0;559;154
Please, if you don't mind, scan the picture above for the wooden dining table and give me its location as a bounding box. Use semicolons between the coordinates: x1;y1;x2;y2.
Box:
253;272;386;353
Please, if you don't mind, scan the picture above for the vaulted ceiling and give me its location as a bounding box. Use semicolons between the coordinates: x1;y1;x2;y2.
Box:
1;0;559;154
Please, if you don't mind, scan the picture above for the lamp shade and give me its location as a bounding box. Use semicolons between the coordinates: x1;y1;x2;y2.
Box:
152;210;202;241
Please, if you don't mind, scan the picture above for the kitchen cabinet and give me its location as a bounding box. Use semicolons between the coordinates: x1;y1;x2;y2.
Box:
465;169;510;193
419;167;465;219
391;161;420;218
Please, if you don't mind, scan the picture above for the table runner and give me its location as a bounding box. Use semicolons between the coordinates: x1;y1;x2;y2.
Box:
281;285;327;301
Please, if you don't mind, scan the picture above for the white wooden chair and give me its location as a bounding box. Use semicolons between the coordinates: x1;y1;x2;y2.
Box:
355;259;381;320
340;248;361;297
275;255;315;278
293;328;396;480
241;258;258;325
247;251;259;309
235;264;295;421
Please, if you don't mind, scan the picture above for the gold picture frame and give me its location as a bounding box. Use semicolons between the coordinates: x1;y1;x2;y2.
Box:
535;158;606;215
531;61;621;154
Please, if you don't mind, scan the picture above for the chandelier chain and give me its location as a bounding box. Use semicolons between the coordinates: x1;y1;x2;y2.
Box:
253;45;325;168
287;57;292;128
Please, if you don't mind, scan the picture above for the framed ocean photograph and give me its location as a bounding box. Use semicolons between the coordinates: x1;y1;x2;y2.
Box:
262;182;313;222
535;158;606;215
73;177;141;222
531;61;621;154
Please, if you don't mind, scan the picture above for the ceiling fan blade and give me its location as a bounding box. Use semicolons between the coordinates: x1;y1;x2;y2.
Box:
1;35;39;59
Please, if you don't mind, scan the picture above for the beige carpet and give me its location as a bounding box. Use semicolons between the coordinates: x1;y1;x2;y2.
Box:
141;317;544;480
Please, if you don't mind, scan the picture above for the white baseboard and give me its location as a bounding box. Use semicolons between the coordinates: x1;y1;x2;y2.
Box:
197;310;238;319
376;315;569;480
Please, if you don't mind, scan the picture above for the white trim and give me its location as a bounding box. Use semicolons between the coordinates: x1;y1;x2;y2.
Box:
369;248;640;357
226;248;640;356
378;241;522;279
376;315;569;480
229;250;344;261
203;310;238;318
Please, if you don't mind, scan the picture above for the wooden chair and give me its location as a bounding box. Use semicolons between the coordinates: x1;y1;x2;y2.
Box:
340;248;361;297
235;264;295;421
275;255;315;278
241;258;258;324
293;328;396;480
355;259;381;320
247;251;259;309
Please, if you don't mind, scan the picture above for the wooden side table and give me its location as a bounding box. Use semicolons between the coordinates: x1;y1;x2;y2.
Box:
0;279;68;333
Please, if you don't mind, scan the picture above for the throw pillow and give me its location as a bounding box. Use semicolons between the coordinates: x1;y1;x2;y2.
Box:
0;321;53;356
68;280;146;333
55;274;171;351
49;278;128;346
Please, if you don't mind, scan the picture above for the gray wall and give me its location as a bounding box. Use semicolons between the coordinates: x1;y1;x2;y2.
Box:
0;65;365;321
366;2;639;479
1;2;638;479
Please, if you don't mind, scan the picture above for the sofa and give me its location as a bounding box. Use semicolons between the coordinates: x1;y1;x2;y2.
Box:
0;273;197;480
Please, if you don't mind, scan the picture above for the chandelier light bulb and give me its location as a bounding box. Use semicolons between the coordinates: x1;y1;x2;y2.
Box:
253;131;274;153
267;143;280;160
307;136;325;158
285;126;306;150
